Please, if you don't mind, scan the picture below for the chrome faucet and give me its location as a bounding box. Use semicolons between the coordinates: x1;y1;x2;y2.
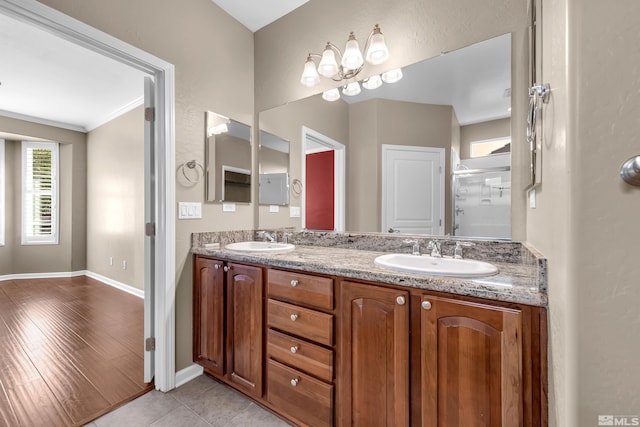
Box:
257;231;275;242
403;239;420;256
426;240;442;257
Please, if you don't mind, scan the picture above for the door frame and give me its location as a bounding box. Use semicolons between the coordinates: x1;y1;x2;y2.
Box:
0;0;177;391
301;126;345;232
381;144;445;235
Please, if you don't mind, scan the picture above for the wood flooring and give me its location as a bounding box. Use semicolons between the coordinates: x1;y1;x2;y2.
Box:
0;276;153;427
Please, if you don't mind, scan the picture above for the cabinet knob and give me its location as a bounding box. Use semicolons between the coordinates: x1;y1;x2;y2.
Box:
290;346;298;354
290;378;299;387
214;264;220;270
290;279;299;287
290;314;299;321
421;300;432;310
223;266;229;272
396;296;406;305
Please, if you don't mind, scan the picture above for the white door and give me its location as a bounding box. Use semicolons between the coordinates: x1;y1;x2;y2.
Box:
143;76;155;383
382;145;444;235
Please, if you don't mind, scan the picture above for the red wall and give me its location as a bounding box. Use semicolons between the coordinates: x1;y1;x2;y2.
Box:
306;151;334;230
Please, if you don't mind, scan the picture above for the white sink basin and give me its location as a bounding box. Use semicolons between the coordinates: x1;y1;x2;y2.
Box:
225;241;295;254
374;253;498;278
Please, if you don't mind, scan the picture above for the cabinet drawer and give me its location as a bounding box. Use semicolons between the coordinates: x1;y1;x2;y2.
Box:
268;269;333;310
268;299;333;346
267;359;333;427
267;329;333;383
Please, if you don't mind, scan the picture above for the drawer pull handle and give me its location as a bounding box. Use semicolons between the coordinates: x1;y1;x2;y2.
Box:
290;346;298;354
396;296;406;305
290;314;299;321
290;378;299;387
421;300;432;310
290;279;299;287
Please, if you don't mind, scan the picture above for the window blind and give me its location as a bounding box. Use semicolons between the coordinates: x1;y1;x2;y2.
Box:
22;141;59;245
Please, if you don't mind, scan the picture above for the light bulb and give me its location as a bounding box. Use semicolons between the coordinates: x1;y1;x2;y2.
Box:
322;88;341;102
342;81;361;96
365;25;389;65
362;74;382;90
381;68;403;84
341;32;364;70
300;56;320;87
318;44;339;78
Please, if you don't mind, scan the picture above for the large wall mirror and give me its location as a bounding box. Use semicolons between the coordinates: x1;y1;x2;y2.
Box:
205;111;252;203
258;33;514;239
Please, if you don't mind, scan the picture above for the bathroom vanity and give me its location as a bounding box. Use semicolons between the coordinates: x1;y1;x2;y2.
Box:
191;232;547;426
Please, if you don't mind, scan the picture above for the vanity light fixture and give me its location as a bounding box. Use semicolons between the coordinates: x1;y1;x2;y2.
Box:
322;88;341;102
300;24;390;87
381;68;403;84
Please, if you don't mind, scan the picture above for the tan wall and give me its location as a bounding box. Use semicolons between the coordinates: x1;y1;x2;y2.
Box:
258;94;349;230
460;118;511;159
528;0;640;426
86;106;144;290
39;0;255;371
0;116;86;275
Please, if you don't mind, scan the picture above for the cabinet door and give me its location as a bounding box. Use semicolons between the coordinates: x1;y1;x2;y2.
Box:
226;262;263;398
193;257;225;376
338;280;409;427
420;296;522;427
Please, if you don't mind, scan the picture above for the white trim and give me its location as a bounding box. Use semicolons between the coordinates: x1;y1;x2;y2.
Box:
175;364;204;388
0;139;4;246
0;0;176;392
84;271;144;298
85;96;145;132
0;270;86;282
301;126;345;232
0;109;86;132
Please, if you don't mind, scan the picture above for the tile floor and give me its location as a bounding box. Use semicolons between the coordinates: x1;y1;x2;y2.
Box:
84;374;292;427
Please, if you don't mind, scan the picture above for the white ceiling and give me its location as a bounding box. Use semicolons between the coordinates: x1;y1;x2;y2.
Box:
210;0;310;32
343;33;512;125
0;12;146;133
0;2;509;136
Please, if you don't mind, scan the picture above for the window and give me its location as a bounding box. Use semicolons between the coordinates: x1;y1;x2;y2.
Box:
470;137;511;158
0;139;4;246
22;141;59;245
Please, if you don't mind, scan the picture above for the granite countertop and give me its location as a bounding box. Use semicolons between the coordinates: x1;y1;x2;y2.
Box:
191;243;547;307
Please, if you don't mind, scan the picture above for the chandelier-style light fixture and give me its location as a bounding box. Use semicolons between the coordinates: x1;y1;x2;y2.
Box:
300;24;391;86
300;24;403;101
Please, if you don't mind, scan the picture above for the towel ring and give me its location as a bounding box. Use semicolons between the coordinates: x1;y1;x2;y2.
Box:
291;178;303;196
180;160;205;184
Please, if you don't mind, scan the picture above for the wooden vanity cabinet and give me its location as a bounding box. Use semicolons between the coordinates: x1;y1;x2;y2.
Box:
265;268;336;427
417;295;523;427
337;280;410;427
192;257;263;399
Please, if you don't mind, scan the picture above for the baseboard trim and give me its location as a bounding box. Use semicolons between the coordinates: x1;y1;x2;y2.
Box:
175;364;203;388
0;270;86;282
84;271;144;299
0;270;144;299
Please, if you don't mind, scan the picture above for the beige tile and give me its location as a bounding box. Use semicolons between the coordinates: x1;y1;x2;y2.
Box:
93;390;181;427
181;381;253;427
150;405;211;427
227;403;292;427
169;374;217;406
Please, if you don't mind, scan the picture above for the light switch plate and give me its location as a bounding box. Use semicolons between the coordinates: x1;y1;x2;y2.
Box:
222;203;237;212
178;202;202;219
529;189;536;209
269;205;280;213
290;206;301;218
